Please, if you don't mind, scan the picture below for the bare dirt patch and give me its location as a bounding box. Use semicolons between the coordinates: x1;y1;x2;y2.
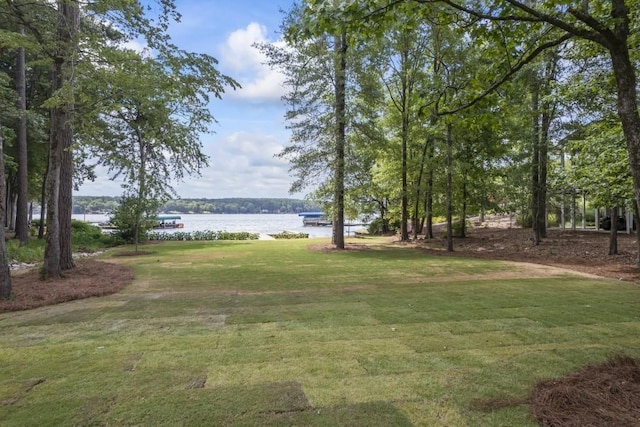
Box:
0;259;134;313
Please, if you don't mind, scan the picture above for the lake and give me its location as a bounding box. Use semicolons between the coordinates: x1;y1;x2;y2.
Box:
72;213;365;238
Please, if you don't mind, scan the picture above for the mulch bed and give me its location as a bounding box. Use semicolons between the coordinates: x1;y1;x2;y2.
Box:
0;259;134;313
531;355;640;426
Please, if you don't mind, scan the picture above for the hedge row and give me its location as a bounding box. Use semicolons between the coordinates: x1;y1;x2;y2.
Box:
268;232;309;239
147;230;259;241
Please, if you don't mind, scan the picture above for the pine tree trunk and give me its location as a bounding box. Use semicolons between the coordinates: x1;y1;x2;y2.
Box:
59;130;75;270
38;154;48;240
0;124;13;299
44;107;63;278
43;0;79;278
14;30;29;246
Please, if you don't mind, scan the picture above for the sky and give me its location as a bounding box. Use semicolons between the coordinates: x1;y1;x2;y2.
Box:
74;0;300;199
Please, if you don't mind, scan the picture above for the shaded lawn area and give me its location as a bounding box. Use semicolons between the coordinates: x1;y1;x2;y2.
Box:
0;238;639;426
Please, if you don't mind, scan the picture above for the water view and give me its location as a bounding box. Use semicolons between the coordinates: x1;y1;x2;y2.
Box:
72;213;364;238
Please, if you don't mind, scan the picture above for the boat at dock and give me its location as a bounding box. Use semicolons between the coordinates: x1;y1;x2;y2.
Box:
298;212;332;227
154;215;184;229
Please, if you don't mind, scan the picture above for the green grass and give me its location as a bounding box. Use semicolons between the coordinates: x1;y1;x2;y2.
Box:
1;237;639;426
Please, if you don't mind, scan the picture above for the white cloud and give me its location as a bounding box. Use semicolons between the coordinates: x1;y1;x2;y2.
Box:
180;131;294;198
74;130;299;199
220;23;287;102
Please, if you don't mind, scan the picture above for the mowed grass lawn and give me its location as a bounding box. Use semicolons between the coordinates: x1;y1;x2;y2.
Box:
1;238;639;426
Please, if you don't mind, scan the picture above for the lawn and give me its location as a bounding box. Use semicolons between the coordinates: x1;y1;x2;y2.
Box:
1;237;639;426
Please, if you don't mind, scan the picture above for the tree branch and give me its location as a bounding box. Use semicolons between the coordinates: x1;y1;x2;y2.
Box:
438;32;572;116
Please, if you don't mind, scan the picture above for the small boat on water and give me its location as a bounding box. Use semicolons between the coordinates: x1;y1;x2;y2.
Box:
298;212;332;227
154;214;184;229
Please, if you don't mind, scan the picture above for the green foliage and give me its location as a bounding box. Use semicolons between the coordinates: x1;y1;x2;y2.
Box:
367;217;395;235
71;220;123;251
109;198;157;244
6;221;121;263
146;230;259;241
5;239;45;264
268;232;309;239
516;212;532;228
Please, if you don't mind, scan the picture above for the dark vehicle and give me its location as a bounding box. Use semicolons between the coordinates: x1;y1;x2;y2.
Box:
599;216;627;231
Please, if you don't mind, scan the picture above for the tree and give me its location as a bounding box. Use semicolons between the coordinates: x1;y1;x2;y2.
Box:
14;25;28;246
262;4;355;249
407;0;640;261
0;124;12;299
332;30;347;248
42;0;79;279
83;48;237;252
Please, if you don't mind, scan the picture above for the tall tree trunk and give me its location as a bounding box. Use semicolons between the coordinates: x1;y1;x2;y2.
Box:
609;207;618;255
44;105;64;278
446;123;453;252
0;124;13;299
608;41;640;266
43;0;79;278
425;182;433;239
425;143;434;239
537;52;557;238
412;137;430;240
14;29;29;246
38;153;48;240
538;108;549;238
59;130;74;270
399;49;410;242
459;174;467;238
531;80;541;245
332;31;347;249
134;126;148;253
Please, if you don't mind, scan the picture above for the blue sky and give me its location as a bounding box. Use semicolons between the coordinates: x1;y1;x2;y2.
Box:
75;0;300;199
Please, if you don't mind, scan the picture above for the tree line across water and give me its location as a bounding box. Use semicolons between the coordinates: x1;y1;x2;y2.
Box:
72;197;322;215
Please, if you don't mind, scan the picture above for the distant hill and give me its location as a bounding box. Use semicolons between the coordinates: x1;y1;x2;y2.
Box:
73;196;322;215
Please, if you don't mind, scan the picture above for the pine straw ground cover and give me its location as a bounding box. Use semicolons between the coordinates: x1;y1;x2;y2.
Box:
531;355;640;427
0;259;133;313
0;229;640;427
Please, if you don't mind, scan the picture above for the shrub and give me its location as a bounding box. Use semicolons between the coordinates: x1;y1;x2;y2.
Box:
110;197;159;244
147;230;259;241
269;232;309;239
368;218;396;235
6;239;45;264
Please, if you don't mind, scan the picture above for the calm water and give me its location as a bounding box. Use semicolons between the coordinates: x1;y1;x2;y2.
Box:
71;213;360;238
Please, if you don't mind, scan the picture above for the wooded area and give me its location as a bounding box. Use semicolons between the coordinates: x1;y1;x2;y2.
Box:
0;0;236;297
262;0;640;255
1;0;640;300
72;196;321;215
